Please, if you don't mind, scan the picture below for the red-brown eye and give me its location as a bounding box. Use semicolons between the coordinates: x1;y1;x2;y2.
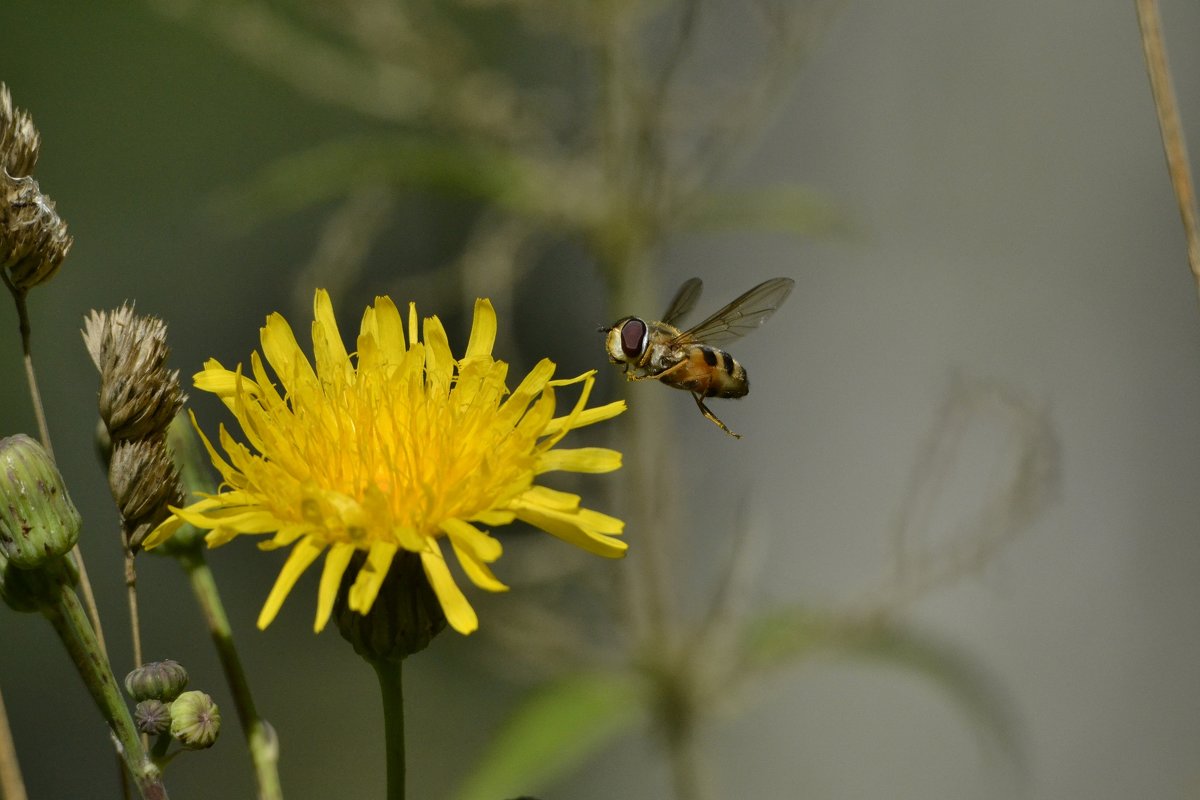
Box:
620;318;647;359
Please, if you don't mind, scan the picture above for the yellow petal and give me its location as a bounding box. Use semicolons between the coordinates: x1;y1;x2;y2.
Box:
519;485;581;512
257;536;324;629
422;315;454;395
372;295;407;361
348;541;398;614
538;370;596;449
420;546;478;635
407;301;419;348
494;359;555;431
438;518;502;563
314;542;356;632
542;400;626;436
260;310;318;399
535;447;623;475
469;509;517;526
194;364;253;399
463;298;497;361
511;503;627;558
311;289;352;387
450;540;508;592
141;515;187;549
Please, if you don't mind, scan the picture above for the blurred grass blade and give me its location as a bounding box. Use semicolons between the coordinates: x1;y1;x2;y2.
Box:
451;670;642;800
216;135;598;230
742;608;1022;763
679;185;853;237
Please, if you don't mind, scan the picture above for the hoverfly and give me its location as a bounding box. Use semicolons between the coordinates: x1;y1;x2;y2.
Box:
600;277;795;438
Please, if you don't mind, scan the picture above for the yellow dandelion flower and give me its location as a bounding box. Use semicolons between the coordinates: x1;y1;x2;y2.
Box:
145;289;626;635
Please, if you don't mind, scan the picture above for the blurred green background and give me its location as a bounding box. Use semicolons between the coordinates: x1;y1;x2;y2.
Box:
3;1;1200;798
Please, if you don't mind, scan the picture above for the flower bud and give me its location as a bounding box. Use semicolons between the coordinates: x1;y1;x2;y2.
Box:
134;699;172;736
0;434;80;569
335;551;447;662
169;691;220;750
124;659;189;702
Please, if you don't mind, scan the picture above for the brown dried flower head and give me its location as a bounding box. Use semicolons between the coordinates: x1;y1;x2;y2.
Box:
83;305;185;443
108;438;186;550
1;173;71;292
0;83;40;179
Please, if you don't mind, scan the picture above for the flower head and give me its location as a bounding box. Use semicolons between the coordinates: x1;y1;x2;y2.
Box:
146;290;626;635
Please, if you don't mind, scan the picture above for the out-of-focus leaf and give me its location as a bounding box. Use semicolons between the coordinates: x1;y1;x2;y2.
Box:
740;608;1022;764
678;185;852;237
216;135;601;230
451;670;643;800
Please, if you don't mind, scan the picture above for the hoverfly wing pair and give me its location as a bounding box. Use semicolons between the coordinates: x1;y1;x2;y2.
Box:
602;277;795;438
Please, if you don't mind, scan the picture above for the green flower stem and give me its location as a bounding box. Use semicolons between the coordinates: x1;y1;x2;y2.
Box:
177;548;282;800
371;658;405;800
41;582;167;799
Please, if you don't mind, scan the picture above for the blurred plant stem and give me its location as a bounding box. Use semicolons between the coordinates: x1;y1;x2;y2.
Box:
1135;0;1200;302
372;659;406;800
175;546;283;800
0;685;26;800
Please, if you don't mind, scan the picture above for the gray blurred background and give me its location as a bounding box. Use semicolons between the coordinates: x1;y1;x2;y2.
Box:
2;2;1200;798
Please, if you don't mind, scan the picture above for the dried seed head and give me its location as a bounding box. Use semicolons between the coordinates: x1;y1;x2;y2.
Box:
108;438;186;550
1;173;71;292
0;83;40;178
83;305;185;443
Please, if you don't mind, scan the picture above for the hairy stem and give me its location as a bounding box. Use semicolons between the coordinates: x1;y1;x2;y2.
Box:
43;584;167;799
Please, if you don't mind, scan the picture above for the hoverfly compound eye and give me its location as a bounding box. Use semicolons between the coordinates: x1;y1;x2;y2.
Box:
620;318;648;359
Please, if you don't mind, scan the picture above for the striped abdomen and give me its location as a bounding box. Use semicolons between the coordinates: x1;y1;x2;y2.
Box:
665;345;748;398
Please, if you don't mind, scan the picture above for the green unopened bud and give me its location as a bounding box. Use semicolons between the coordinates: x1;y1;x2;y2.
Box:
334;551;447;662
124;659;189;702
169;690;220;750
134;699;172;735
0;434;80;569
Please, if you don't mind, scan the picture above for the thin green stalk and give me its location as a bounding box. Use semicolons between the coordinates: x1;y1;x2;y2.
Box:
0;684;27;800
371;659;405;800
3;283;52;456
125;547;143;669
42;583;167;799
2;275;109;659
177;548;282;800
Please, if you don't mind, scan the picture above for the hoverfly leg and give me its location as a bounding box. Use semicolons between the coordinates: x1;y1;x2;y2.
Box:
629;359;688;383
691;393;742;439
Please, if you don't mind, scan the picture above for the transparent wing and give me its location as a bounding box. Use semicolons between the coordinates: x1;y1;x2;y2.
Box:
671;277;795;346
662;277;703;327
